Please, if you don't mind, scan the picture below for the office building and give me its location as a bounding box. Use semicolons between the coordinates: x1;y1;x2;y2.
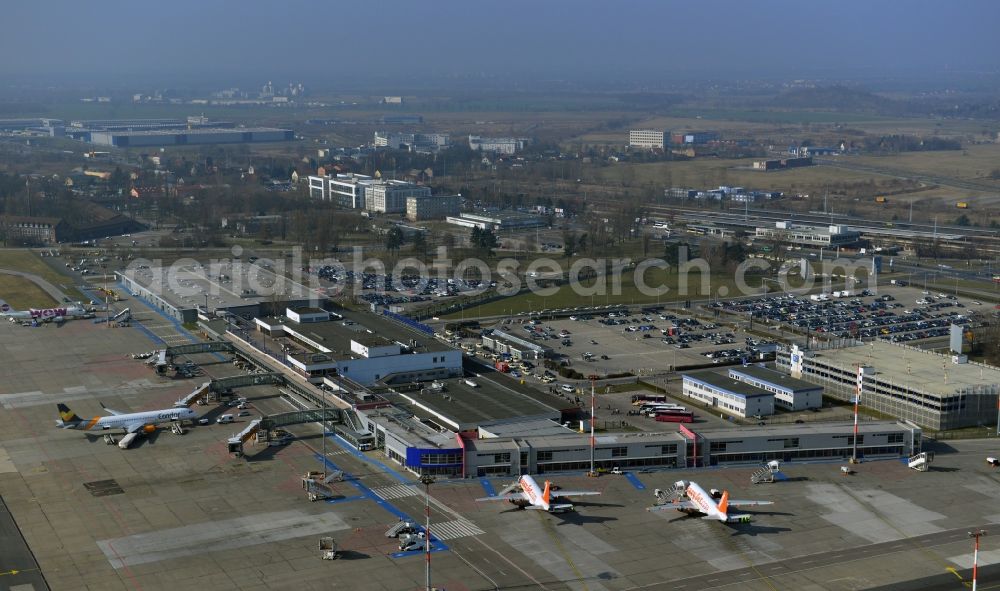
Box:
727;365;823;411
681;371;776;418
0;216;70;245
405;193;461;221
468;135;531;155
779;342;1000;430
374;131;449;152
629;129;667;150
366;181;431;214
307;173;374;208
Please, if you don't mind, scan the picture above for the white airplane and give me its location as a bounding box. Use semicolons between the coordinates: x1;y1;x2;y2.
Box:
647;480;772;523
475;474;600;513
0;299;90;322
56;402;198;434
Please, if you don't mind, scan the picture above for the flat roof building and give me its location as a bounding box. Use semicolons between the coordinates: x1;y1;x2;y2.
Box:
682;371;776;418
727;365;823;411
629;129;667;150
367;181;431;214
405;193;461;221
468;135;531;155
481;329;552;360
445;210;547;231
755;221;862;248
89;127;293;147
117;261;315;324
779;342;1000;430
307;173;373;208
253;310;462;386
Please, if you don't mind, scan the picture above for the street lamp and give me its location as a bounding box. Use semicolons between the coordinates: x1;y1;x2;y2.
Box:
420;474;435;591
970;529;987;591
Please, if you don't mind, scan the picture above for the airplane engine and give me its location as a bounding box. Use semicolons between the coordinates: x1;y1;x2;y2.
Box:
143;424;157;433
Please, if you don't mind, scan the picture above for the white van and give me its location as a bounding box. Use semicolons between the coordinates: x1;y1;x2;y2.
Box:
217;414;234;424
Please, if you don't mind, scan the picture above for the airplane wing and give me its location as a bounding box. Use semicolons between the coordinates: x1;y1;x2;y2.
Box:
552;490;601;498
475;493;528;503
647;500;698;512
99;402;125;416
725;500;774;507
123;422;145;434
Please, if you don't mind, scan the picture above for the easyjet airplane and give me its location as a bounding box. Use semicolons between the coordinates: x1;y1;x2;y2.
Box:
55;402;197;434
647;480;772;523
0;299;90;322
475;474;600;513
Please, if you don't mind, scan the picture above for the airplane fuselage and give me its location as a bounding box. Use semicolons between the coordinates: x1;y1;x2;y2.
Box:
60;408;197;432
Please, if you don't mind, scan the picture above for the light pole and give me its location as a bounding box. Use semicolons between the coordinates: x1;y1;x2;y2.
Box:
970;529;987;591
420;474;435;591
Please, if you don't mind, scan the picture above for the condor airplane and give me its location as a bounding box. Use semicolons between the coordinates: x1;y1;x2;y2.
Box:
475;474;600;513
0;299;90;322
647;480;772;523
56;402;197;434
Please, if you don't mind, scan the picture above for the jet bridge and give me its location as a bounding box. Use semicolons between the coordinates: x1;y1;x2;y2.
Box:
174;381;212;408
227;419;263;455
164;341;235;359
226;409;345;457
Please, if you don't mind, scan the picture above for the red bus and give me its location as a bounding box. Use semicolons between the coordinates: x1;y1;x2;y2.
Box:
654;410;694;423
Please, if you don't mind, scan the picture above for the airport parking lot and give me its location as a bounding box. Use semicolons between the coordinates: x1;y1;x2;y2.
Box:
709;284;992;344
489;309;774;381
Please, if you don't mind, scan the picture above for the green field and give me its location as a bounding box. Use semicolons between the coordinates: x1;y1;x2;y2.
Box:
0;250;81;301
0;274;57;309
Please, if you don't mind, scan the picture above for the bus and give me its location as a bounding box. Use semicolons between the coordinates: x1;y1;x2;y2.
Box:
631;394;667;405
654;410;694;423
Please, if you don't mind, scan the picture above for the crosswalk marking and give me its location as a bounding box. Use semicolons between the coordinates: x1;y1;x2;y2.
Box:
372;484;421;500
429;519;484;540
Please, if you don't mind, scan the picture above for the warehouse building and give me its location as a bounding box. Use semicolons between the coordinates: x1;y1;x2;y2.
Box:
779;342;1000;430
681;371;776;418
89;127;293;147
727;365;823;411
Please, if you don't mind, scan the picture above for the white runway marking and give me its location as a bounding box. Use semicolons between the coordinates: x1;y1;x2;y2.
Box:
97;510;349;569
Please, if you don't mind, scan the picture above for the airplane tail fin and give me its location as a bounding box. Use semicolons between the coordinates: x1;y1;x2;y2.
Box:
718;490;730;515
57;403;82;426
542;480;552;506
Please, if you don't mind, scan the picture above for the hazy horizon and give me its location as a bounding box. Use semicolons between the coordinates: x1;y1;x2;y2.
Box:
2;0;999;91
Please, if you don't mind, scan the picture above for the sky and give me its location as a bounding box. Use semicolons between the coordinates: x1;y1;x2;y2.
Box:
2;0;999;88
